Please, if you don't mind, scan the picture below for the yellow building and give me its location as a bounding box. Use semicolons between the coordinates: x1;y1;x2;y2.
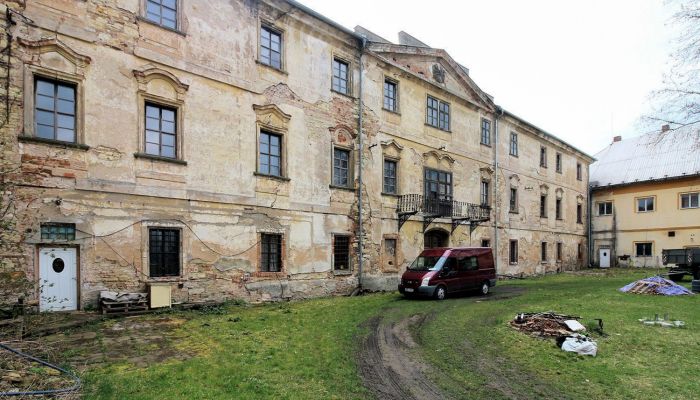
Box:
590;125;700;268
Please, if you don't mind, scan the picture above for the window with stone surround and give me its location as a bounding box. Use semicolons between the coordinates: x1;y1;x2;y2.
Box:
260;233;282;272
34;78;76;143
333;235;351;271
557;242;563;262
383;159;397;194
149;228;180;277
259;131;282;177
509;240;518;264
481;118;491;146
510;132;518;156
260;25;282;70
556;198;562;220
384;78;398;112
540;146;547;168
556;153;562;173
145;103;177;158
481;180;489;206
541;242;548;262
540;194;548;218
577;163;582;180
510;188;518;213
577;203;583;223
332;58;350;95
426;96;450;131
333;147;351;187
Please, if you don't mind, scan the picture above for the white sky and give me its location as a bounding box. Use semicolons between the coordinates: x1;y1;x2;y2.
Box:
297;0;677;156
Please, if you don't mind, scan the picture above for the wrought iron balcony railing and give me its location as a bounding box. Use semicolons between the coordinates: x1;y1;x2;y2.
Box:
396;194;491;232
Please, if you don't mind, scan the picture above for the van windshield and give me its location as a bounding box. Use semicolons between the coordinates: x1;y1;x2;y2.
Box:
408;256;442;271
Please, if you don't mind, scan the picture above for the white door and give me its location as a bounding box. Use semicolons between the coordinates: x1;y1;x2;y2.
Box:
599;248;610;268
39;247;78;311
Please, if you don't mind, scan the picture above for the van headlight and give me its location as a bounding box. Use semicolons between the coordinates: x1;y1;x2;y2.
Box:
421;277;431;286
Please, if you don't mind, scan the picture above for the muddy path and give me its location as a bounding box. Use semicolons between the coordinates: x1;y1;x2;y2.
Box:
357;287;529;400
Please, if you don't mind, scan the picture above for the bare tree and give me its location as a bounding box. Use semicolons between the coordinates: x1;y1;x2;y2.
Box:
647;0;700;128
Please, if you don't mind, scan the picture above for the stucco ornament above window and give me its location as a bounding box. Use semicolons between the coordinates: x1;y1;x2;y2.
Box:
18;38;92;73
133;65;189;100
423;150;455;171
253;104;291;132
329;124;357;145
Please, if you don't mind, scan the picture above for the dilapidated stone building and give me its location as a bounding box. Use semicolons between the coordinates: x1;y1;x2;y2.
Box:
0;0;593;311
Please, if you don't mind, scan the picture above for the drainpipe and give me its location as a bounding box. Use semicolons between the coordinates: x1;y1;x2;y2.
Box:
493;106;503;274
587;184;593;267
357;37;367;291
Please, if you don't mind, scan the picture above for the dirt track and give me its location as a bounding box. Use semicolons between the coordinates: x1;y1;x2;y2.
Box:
357;287;530;400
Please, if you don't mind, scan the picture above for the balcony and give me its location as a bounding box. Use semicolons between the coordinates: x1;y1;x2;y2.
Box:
396;194;491;232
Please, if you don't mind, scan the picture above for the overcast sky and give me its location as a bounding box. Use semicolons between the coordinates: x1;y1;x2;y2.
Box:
297;0;677;156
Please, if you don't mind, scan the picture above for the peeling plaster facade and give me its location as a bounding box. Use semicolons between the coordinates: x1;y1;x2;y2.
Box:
1;0;593;309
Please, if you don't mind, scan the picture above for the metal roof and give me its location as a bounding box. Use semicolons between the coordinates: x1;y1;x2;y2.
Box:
590;123;700;188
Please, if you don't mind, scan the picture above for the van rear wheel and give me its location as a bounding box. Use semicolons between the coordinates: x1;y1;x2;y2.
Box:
434;285;447;300
480;282;490;296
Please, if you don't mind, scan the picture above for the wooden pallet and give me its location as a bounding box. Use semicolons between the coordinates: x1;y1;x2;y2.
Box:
100;299;149;315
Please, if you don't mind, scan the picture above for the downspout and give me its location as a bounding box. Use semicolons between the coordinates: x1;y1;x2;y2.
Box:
357;37;367;291
493;106;503;274
587;184;593;268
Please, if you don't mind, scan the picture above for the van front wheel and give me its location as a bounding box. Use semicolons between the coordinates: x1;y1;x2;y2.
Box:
434;285;447;300
480;282;490;296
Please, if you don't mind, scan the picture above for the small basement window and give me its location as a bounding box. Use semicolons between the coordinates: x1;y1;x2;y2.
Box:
41;223;76;241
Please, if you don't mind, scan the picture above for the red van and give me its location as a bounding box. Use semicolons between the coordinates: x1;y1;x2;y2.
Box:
398;247;497;300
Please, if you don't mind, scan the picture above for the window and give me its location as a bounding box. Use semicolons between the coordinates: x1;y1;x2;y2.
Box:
481;118;491;145
260;233;282;272
145;0;177;29
635;242;653;257
540;146;547;168
509;240;518;264
576;204;583;223
149;228;180;277
556;198;562;220
333;235;351;271
598;201;613;216
577;243;583;260
145;103;177;158
576;163;582;181
259;131;282;177
426;96;450;131
383;79;398;111
541;242;548;262
383;159;397;194
41;223;76;241
260;26;282;69
540;195;547;218
384;238;397;268
332;58;349;94
557;242;563;262
333;148;351;187
510;132;518;156
480;181;489;206
637;197;655;212
481;239;490;247
556;153;562;173
681;192;699;209
35;78;76;143
424;168;452;214
509;188;518;213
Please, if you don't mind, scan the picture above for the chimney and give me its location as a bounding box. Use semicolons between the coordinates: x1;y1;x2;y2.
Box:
661;124;670;133
613;136;622;143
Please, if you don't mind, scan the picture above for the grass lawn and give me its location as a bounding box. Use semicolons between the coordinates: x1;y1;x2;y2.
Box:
72;269;698;399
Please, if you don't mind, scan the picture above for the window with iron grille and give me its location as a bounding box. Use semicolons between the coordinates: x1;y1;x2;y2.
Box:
556;153;562;173
635;242;652;257
332;58;349;94
426;96;450;131
41;223;76;241
260;233;282;272
576;163;582;180
383;159;397;194
510;132;518;156
149;228;180;277
541;242;548;262
333;235;351;271
637;197;654;212
480;181;489;206
145;103;177;158
260;26;282;69
333;148;351;187
557;242;563;262
259;131;282;177
598;201;613;216
540;195;547;218
145;0;177;29
35;78;76;143
577;204;583;223
556;198;562;220
681;192;699;209
481;118;491;145
540;146;547;168
383;79;397;111
509;240;518;264
510;188;518;212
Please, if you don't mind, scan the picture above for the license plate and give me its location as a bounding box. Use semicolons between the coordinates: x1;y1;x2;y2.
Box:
405;288;414;293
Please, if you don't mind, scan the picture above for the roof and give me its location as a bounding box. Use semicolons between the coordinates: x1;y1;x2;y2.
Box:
590;123;700;188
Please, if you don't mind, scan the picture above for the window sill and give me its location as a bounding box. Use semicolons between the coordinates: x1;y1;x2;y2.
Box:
480;142;492;147
254;172;290;181
381;192;400;197
255;60;288;75
333;269;352;276
19;135;90;150
137;16;186;36
146;276;182;283
509;262;518;265
556;218;563;221
252;271;287;278
134;152;187;165
329;184;355;192
424;123;451;133
509;211;519;214
510;153;519;158
331;89;355;99
382;107;400;115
